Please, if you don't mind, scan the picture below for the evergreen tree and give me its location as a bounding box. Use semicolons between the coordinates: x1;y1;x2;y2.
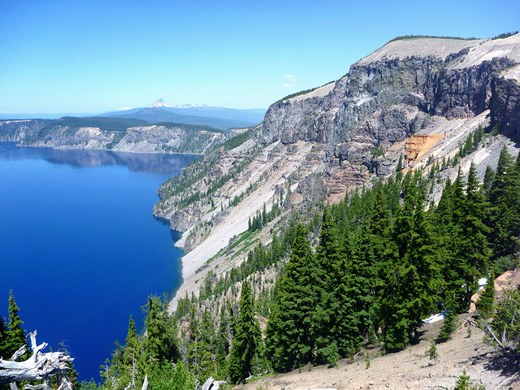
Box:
143;296;179;365
491;289;520;351
336;223;375;357
313;209;341;365
453;369;485;390
487;147;520;259
123;315;140;376
425;340;439;363
482;166;495;196
457;163;491;306
382;186;440;350
186;307;213;381
477;270;495;318
7;291;26;357
265;224;320;372
228;281;260;384
438;293;457;343
0;315;8;359
215;305;230;376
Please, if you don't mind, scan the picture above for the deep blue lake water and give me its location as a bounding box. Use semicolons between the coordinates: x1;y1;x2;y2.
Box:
0;143;197;381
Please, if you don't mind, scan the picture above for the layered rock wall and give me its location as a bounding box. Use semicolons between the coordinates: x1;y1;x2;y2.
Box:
257;37;520;195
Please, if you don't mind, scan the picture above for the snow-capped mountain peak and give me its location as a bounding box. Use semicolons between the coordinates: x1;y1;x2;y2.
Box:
174;103;209;108
147;98;171;108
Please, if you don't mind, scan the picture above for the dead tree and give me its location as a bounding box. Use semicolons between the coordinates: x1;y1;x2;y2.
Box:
0;330;73;389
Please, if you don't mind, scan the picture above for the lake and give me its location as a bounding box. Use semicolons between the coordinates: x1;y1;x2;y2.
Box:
0;143;197;380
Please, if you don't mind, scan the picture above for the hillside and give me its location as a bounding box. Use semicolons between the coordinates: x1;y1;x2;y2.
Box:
155;33;520;309
0;117;228;154
4;33;520;390
144;33;520;389
235;316;515;390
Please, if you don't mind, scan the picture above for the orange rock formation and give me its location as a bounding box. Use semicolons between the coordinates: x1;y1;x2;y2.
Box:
405;134;444;164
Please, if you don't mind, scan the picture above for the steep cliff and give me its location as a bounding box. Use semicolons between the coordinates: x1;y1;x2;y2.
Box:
0;118;225;155
155;34;520;313
257;35;520;196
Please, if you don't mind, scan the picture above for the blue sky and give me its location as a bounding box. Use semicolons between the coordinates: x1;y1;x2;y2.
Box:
0;0;518;113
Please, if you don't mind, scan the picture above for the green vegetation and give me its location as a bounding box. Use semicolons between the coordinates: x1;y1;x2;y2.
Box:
491;289;520;352
387;35;478;44
276;81;335;103
228;281;261;384
492;31;518;40
6;291;28;359
156;130;256;212
0;292;77;388
222;130;250;151
425;340;439;363
7;134;520;389
248;201;282;232
477;270;495;318
448;125;486;168
453;370;485;390
154;122;223;133
42;117;150;132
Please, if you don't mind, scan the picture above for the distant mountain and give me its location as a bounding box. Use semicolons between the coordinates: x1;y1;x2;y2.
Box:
101;99;266;130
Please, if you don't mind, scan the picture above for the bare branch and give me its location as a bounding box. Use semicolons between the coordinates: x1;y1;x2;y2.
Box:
10;347;27;362
0;331;73;386
477;310;506;350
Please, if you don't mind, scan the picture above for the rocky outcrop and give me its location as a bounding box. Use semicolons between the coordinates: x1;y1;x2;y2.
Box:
256;36;520;196
0;120;47;142
490;76;520;140
405;134;444;163
0;122;223;155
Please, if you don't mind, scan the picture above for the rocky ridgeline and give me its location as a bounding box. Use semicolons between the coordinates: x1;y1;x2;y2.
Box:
0;121;224;155
149;35;520;304
257;34;520;195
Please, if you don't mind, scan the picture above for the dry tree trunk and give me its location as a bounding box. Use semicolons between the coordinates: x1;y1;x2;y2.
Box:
0;331;73;387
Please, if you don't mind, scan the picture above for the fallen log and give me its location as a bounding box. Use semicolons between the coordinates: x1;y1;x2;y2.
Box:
0;331;73;386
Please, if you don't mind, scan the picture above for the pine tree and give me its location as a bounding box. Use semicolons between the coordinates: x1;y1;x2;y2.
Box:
457;162;491;306
265;224;320;372
123;315;140;376
382;185;440;350
228;281;260;384
438;293;457;343
336;223;375;357
0;315;8;359
425;340;439;363
7;291;26;357
313;209;341;365
143;296;179;365
477;270;495;318
482;166;495;196
492;289;520;351
453;369;485;390
487;147;520;259
215;305;230;376
396;154;404;182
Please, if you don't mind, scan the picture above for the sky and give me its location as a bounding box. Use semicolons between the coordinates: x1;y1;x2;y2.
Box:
0;0;519;114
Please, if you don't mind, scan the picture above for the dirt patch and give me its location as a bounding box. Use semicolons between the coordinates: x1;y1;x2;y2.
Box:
234;315;519;390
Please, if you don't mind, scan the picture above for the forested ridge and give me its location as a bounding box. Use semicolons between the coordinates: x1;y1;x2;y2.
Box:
7;143;520;389
2;143;520;389
2;145;520;390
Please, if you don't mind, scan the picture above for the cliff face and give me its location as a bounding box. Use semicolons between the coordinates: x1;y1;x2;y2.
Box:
259;38;520;180
152;35;520;314
0;121;223;155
